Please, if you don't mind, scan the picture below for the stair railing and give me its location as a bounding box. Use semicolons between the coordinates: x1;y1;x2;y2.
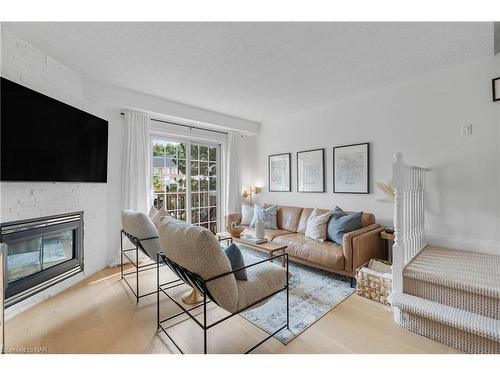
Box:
392;152;429;296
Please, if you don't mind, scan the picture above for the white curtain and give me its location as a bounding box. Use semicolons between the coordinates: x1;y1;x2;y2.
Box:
122;111;151;213
225;132;242;214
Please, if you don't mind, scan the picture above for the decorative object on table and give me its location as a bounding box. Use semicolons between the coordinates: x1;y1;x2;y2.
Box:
380;229;395;262
493;77;500;102
297;148;325;193
333;143;369;194
250;204;278;229
240;234;268;245
255;220;266;239
355;258;392;306
240;246;354;344
305;208;332;241
225;219;245;238
375;180;395;203
242;186;262;205
268;153;291;192
326;206;363;244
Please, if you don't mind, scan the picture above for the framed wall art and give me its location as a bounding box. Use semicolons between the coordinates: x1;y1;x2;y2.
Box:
297;148;325;193
268;153;291;192
333;143;369;194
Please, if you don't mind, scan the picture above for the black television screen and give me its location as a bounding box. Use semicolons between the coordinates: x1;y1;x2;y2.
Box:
1;77;108;182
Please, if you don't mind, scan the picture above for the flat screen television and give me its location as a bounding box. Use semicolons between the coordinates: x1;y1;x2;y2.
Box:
1;77;108;182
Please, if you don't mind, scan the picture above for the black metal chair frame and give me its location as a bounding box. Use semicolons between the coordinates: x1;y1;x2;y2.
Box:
156;251;290;354
120;229;164;302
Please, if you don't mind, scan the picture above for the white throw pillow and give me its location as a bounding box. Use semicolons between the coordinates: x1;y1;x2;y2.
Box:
151;207;168;229
148;206;158;219
241;204;254;226
305;208;332;242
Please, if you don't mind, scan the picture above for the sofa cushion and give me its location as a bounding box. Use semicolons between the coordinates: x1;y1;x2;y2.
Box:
302;240;345;270
327;206;363;244
250;204;278;229
236;252;287;311
242;227;292;241
276;206;303;232
158;216;239;313
305;208;332;241
121;209;161;260
297;207;330;233
272;233;311;258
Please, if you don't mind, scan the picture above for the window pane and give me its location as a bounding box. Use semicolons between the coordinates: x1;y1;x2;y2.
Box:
191;209;199;223
209;162;216;176
209;207;217;221
209;192;217;206
191;161;198;176
200;192;208;208
191;177;199;192
209;177;216;191
191;193;199;207
191;145;198;160
178;193;186;209
209;147;216;162
199;146;208;161
178;143;186;159
153;141;165;156
201;223;209;229
165;142;177;158
200;162;208;176
200;177;208;191
200;208;209;223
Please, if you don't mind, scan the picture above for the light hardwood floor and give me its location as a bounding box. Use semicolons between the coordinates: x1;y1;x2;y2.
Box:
4;266;460;354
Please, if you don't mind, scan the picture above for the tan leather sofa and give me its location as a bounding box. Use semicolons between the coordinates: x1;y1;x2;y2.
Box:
226;206;386;280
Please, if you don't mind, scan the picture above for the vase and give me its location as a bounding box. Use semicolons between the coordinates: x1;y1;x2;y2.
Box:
255;220;265;239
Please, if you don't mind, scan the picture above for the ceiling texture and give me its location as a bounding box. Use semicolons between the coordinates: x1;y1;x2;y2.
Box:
2;22;494;122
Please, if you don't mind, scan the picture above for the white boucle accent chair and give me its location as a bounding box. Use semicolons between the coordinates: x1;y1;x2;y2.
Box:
120;209;163;301
156;215;289;354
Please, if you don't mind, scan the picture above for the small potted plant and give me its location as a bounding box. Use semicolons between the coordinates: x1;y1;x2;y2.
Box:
226;220;245;238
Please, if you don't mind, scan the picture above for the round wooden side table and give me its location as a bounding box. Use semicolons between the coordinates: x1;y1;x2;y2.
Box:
380;230;395;262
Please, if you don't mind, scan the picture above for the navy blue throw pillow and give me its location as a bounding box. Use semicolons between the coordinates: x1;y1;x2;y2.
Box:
224;243;248;280
327;206;363;244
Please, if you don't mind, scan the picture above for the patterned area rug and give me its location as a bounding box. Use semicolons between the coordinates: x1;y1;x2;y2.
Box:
238;246;355;344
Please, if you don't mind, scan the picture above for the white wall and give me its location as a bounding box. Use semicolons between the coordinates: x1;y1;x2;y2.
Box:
0;29;113;317
249;56;500;255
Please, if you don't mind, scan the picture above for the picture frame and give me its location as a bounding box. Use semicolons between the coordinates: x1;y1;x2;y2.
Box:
333;143;369;194
297;148;325;193
493;77;500;102
268;153;291;192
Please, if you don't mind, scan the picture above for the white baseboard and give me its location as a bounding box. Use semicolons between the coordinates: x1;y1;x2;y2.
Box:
426;233;500;256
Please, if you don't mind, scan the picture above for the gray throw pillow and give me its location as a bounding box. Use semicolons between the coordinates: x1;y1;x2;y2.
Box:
326;206;363;244
224;243;248;280
250;204;278;229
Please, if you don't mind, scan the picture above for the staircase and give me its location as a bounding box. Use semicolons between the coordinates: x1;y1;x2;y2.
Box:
391;245;500;353
390;153;500;354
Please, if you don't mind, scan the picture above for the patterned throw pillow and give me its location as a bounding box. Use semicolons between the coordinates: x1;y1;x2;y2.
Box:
305;208;332;242
241;204;254;226
250;204;278;229
327;206;363;244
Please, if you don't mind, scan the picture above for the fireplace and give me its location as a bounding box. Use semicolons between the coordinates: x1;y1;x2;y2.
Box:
0;212;84;307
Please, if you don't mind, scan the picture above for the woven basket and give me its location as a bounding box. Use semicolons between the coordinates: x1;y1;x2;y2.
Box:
355;259;392;306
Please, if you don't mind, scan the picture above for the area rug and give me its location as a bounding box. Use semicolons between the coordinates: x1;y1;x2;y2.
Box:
238;246;355;344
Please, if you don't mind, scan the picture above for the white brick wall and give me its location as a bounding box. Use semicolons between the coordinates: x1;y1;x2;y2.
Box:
1;29;110;317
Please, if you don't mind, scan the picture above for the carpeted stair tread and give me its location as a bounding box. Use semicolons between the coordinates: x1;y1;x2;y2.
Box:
391;292;500;343
403;245;500;299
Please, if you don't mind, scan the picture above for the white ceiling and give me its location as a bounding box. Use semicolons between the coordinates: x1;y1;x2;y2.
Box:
2;22;493;122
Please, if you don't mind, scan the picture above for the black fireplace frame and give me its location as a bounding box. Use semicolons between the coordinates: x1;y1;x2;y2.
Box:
0;211;84;307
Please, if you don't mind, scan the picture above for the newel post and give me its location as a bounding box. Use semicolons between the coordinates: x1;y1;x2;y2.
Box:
392;152;405;296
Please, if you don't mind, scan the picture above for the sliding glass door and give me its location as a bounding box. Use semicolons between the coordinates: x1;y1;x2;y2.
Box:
152;138;220;233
